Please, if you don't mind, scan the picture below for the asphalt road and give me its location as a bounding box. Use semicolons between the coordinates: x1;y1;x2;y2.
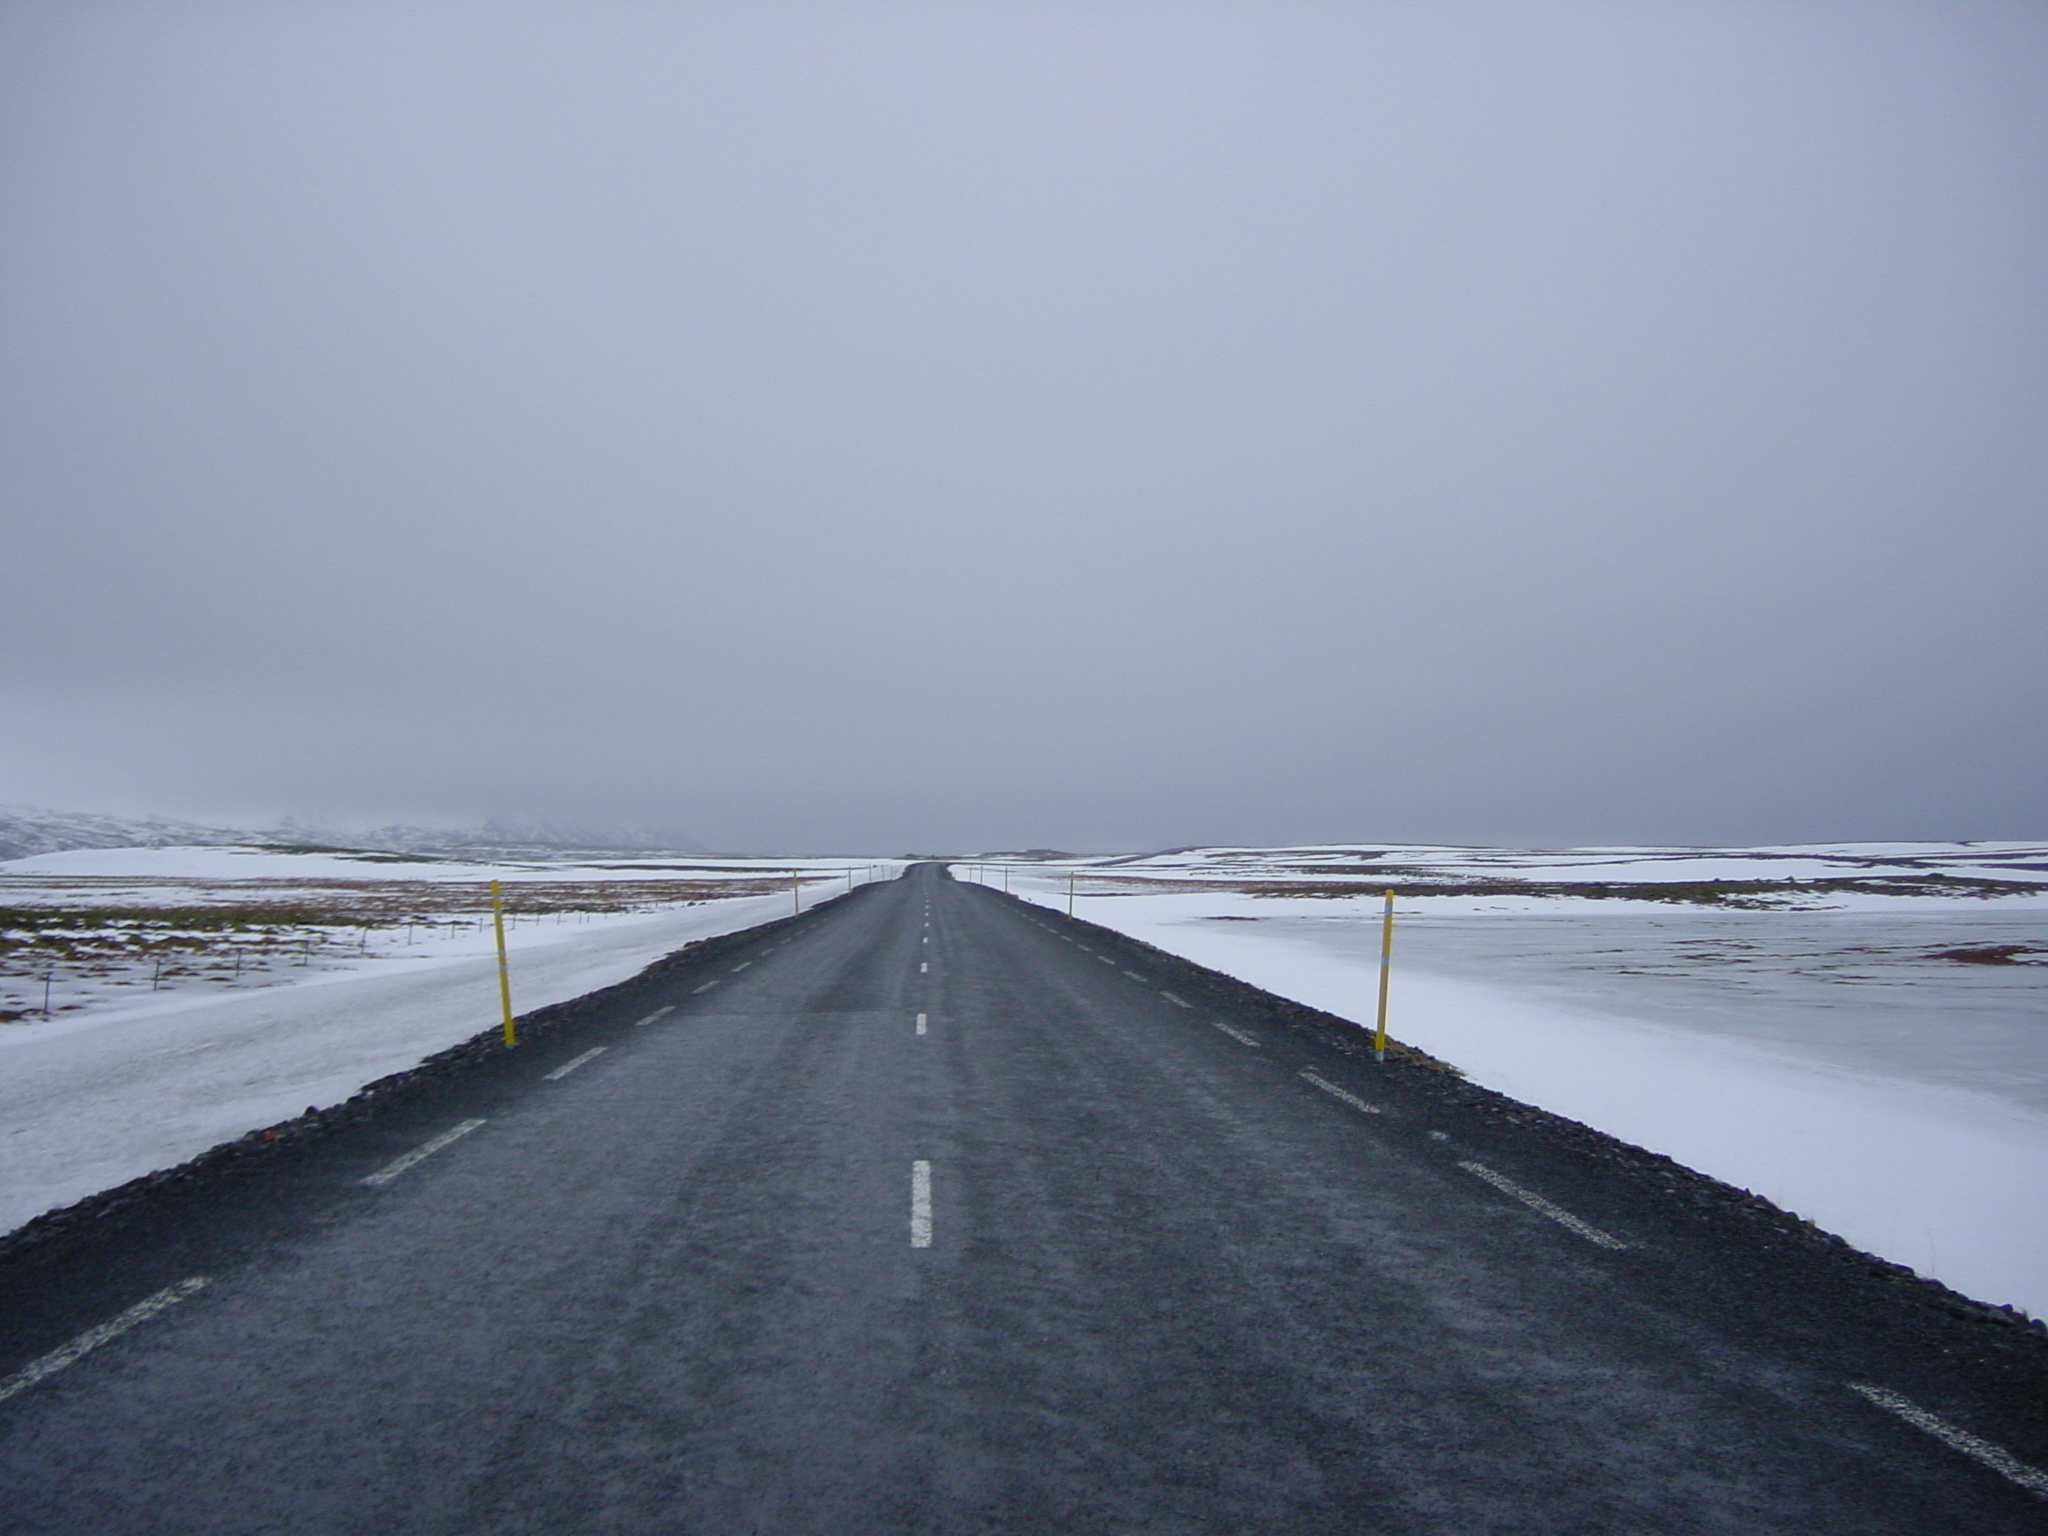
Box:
0;863;2042;1532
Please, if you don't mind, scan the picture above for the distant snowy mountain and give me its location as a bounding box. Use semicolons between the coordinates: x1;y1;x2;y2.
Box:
0;805;710;862
320;817;710;857
0;805;270;861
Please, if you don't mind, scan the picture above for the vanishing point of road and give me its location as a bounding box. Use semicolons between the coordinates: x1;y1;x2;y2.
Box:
0;864;2041;1532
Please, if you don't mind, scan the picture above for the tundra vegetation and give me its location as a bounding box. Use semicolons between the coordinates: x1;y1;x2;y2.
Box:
0;875;793;1022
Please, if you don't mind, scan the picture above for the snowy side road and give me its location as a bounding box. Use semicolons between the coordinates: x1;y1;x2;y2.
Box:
1003;845;2048;1318
0;889;804;1236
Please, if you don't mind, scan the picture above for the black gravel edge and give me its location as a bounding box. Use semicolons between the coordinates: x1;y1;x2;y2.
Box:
0;897;831;1278
1023;892;2048;1370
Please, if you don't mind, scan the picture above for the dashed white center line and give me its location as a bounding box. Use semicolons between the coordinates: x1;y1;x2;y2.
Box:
1209;1019;1260;1046
730;962;751;973
910;1160;933;1247
1121;969;1145;981
634;1005;673;1027
363;1119;487;1188
1459;1161;1625;1248
691;981;718;994
544;1046;608;1081
1849;1383;2048;1497
920;962;928;973
1160;991;1192;1009
1097;957;1115;966
916;1012;928;1035
0;1278;210;1406
1301;1070;1381;1114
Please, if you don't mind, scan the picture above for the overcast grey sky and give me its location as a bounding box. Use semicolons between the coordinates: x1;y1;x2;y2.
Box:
2;1;2043;852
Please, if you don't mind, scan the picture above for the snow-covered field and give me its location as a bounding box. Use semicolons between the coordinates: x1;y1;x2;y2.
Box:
0;847;897;1237
998;843;2048;1317
8;838;2044;1320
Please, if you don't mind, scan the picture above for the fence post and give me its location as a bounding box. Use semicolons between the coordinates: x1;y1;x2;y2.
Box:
1374;889;1394;1063
490;879;517;1048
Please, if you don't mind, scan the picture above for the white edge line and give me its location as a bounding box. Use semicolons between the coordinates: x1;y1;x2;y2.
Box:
910;1159;933;1247
543;1045;609;1081
0;1278;210;1405
1301;1070;1381;1115
1459;1161;1626;1249
1850;1384;2048;1498
363;1118;488;1187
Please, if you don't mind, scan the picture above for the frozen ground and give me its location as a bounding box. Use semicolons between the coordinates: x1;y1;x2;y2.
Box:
0;845;882;1022
1003;843;2048;1317
0;847;896;1237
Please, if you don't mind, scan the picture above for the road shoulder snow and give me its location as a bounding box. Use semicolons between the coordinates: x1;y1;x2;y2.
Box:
1034;890;2048;1319
0;892;794;1237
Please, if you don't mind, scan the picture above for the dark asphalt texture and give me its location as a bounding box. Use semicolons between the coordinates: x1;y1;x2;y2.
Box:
0;863;2043;1532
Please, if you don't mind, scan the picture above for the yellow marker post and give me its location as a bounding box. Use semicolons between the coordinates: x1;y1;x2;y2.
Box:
489;879;517;1048
1373;889;1394;1063
1067;871;1076;917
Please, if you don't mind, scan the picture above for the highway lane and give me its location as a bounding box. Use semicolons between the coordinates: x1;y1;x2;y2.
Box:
0;863;2041;1532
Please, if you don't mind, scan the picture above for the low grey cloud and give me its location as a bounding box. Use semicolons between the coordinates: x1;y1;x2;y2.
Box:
3;1;2042;850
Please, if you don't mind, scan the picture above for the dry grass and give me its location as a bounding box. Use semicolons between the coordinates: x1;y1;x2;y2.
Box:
1062;872;2041;907
0;875;796;1020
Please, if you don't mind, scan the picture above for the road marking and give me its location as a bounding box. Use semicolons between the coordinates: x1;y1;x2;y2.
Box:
1302;1070;1381;1114
692;981;718;994
1121;969;1145;981
635;1005;674;1027
544;1046;608;1081
0;1279;211;1406
1209;1019;1260;1046
1160;991;1192;1008
922;936;929;944
363;1119;487;1187
1849;1383;2048;1497
1459;1161;1625;1248
916;1012;927;1035
910;1160;933;1247
730;962;751;972
1097;957;1115;966
920;962;928;973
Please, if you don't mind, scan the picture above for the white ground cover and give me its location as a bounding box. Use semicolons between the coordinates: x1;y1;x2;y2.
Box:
0;845;885;1021
0;848;894;1237
1003;844;2048;1318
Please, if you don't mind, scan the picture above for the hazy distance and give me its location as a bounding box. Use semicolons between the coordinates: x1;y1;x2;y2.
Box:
3;2;2042;852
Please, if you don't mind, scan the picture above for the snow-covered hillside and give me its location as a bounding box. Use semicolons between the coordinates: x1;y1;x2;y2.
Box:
0;803;713;863
0;805;263;861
